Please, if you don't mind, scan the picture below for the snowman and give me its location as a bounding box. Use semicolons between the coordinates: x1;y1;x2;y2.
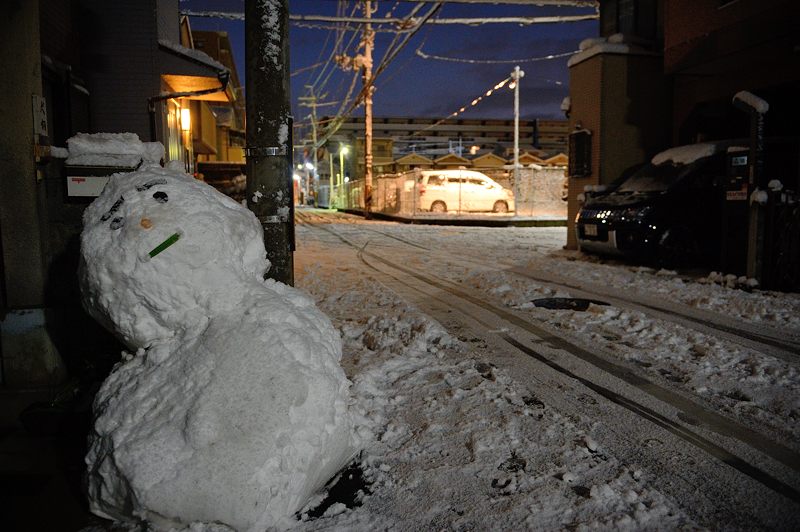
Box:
79;164;356;531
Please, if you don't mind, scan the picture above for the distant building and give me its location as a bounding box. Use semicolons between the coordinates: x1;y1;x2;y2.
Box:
190;27;247;200
310;115;568;185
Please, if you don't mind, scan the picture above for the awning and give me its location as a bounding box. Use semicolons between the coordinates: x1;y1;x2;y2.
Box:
158;40;234;102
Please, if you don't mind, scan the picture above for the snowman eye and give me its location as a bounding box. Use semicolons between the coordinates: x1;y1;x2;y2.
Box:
153;191;169;203
110;217;125;230
136;178;167;192
101;197;125;221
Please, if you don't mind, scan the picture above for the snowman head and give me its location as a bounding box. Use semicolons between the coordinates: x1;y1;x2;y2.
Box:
79;165;268;349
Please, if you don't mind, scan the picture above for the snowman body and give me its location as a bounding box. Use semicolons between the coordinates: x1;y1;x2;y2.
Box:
80;166;355;531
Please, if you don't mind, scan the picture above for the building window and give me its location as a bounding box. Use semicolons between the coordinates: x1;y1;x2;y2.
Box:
569;129;592;178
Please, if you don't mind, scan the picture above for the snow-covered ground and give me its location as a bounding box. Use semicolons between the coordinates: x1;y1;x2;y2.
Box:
292;210;800;530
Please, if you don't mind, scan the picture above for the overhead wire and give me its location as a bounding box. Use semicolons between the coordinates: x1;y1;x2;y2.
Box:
291;61;326;77
312;2;363;98
408;76;513;137
317;2;444;146
378;23;433;88
415;47;578;64
308;1;359;94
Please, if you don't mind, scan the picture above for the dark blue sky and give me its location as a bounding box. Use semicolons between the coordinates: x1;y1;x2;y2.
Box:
184;1;597;124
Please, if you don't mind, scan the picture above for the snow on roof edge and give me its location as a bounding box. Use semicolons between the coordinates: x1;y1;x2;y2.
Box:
567;39;659;68
158;39;228;73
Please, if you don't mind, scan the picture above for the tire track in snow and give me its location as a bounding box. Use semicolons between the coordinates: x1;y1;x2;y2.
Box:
343;225;800;364
507;266;800;362
305;221;800;507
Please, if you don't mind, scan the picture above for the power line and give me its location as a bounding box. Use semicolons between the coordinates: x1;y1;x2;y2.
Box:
415;47;577;64
181;10;598;26
392;0;596;5
292;21;416;33
315;2;444;147
409;76;513;137
291;61;326;77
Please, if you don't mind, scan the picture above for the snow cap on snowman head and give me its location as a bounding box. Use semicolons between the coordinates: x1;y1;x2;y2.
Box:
79;165;269;349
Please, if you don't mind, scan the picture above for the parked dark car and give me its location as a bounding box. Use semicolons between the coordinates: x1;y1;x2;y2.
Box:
575;141;735;268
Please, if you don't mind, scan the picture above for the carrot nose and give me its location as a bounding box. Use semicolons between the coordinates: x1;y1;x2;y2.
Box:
140;218;153;229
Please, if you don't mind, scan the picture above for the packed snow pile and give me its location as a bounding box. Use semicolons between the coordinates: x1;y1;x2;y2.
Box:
651;142;719;166
79;165;356;530
66;132;164;168
733;90;769;114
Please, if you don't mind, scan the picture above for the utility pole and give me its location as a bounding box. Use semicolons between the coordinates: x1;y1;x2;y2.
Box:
333;1;375;216
245;0;293;285
299;85;322;205
511;65;525;213
362;0;375;218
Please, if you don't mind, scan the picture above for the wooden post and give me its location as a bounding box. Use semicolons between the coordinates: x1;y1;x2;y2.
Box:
362;0;375;218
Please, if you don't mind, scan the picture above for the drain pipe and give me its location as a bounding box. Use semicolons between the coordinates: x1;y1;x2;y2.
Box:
148;70;230;142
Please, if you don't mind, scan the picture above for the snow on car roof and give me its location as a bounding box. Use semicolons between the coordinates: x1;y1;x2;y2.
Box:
651;142;720;166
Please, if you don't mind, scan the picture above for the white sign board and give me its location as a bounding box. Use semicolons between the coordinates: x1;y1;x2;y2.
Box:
67;175;110;197
32;95;48;137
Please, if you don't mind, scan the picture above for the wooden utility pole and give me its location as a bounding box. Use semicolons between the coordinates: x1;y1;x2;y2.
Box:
245;0;294;285
299;85;322;205
362;0;375;218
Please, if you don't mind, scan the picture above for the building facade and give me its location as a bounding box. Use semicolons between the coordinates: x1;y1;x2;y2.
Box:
0;0;235;387
565;0;799;288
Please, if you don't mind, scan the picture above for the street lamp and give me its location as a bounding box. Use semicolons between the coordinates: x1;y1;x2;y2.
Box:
511;65;525;215
339;145;349;208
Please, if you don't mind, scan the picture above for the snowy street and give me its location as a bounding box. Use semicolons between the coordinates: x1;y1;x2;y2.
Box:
293;209;800;530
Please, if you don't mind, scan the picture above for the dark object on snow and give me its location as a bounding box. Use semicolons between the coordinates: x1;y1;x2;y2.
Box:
474;361;495;381
302;460;371;520
532;297;609;311
498;451;527;473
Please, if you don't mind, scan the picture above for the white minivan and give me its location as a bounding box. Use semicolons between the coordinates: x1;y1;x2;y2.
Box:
415;169;515;213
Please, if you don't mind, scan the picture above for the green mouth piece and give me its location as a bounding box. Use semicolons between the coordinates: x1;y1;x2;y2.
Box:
148;232;181;258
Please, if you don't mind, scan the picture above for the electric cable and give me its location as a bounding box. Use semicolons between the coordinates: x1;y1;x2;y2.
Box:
408;75;512;137
415;47;577;64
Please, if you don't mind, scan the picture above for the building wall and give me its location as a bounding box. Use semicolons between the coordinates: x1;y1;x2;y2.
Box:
600;54;669;186
664;0;789;72
566;52;669;249
0;0;47;308
566;56;603;249
535;119;570;156
665;0;800;145
81;0;160;140
157;0;180;42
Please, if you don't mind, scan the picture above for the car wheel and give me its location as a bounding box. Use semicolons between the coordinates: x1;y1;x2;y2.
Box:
657;227;699;269
431;201;447;213
493;200;509;213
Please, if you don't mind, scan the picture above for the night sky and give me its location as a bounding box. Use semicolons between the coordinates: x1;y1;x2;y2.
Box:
184;1;597;126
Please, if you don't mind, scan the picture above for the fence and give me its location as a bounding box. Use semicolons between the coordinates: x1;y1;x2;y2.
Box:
317;166;567;220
